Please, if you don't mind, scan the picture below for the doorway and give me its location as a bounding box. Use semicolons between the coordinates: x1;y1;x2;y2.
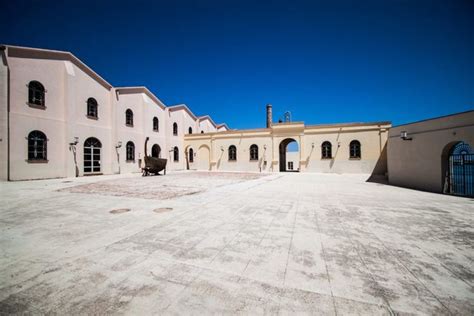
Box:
279;138;299;172
445;141;473;197
84;137;102;174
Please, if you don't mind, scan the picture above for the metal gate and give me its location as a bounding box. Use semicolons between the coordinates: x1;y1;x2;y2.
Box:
449;154;474;197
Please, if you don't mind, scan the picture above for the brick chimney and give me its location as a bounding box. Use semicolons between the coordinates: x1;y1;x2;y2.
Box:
266;104;272;128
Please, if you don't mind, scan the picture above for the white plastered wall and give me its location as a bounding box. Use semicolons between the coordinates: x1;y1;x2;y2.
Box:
0;50;8;180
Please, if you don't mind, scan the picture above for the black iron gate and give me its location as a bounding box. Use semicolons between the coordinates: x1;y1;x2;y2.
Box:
449;154;474;197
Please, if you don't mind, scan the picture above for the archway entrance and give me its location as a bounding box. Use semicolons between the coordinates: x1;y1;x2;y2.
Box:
444;141;473;197
196;145;210;171
279;138;299;172
84;137;102;174
151;144;161;158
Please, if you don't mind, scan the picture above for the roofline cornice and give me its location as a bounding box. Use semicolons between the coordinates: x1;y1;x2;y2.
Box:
4;45;113;90
115;86;166;110
168;104;198;121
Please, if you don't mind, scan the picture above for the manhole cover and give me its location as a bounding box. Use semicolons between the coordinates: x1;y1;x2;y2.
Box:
110;208;131;214
153;207;173;213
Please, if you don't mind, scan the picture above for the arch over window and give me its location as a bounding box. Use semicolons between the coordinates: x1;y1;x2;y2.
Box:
228;145;237;161
322;141;332;159
349;140;361;159
84;137;102;148
189;148;194;163
27;130;47;161
87;98;98;118
126;141;135;161
188;127;193;134
151;144;161;158
28;81;45;107
451;141;473;155
173;123;178;136
153;117;159;132
125;109;134;126
173;146;179;162
84;137;102;173
250;144;258;161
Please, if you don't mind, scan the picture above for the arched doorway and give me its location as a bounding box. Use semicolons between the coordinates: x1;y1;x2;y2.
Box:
279;138;299;172
443;141;473;197
196;145;210;171
151;144;161;158
84;137;102;174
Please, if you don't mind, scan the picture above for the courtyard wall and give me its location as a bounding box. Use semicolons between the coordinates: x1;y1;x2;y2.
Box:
388;111;474;193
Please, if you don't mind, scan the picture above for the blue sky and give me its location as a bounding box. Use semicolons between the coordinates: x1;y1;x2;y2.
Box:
2;0;473;129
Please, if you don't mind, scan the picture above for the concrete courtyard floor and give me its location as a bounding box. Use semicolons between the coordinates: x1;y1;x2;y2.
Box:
0;171;473;315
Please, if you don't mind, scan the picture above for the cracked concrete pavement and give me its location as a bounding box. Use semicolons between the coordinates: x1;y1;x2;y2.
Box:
0;171;473;314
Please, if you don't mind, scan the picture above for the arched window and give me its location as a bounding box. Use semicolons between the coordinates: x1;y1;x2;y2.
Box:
151;144;161;158
188;127;193;134
173;123;178;136
250;144;258;161
201;131;204;134
87;98;98;118
349;140;361;159
189;148;194;163
451;141;472;155
126;141;135;161
153;117;159;132
28;81;45;107
228;145;237;161
322;141;332;159
125;109;134;126
173;146;179;161
27;130;47;161
84;137;102;173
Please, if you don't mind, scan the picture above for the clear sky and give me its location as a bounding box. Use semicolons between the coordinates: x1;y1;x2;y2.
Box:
1;0;473;129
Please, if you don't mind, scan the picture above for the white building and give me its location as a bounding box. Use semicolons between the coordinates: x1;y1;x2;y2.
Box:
0;45;227;180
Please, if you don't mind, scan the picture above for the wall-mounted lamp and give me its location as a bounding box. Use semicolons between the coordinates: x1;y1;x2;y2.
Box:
264;144;267;150
337;142;341;148
311;142;315;148
115;141;122;148
69;137;79;146
220;146;224;151
400;131;412;141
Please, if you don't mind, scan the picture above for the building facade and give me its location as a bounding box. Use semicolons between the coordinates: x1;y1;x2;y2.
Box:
388;111;474;196
184;121;390;174
0;45;227;181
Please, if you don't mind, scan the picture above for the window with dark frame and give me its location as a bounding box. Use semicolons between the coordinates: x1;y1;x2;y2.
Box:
126;141;135;161
28;81;45;107
84;137;102;173
125;109;134;126
189;148;194;162
322;141;332;159
228;145;237;161
188;127;193;134
87;98;98;118
27;130;47;161
173;123;178;136
153;117;159;132
349;140;361;159
173;146;179;161
250;144;258;161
